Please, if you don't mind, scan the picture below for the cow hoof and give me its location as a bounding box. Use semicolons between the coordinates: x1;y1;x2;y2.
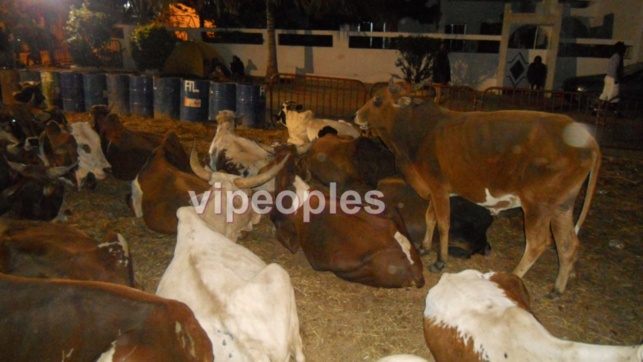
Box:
428;261;445;273
546;289;562;300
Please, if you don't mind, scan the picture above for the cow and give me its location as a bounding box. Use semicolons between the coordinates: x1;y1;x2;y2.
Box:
156;206;305;362
132;132;286;236
270;144;425;288
0;134;77;221
277;101;361;145
0;219;134;286
91;104;163;181
376;177;492;258
355;80;601;297
304;130;397;194
0;273;213;361
423;269;643;362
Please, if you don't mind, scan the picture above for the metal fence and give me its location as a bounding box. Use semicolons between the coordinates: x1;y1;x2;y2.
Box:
267;74;640;150
266;73;368;123
477;87;643;150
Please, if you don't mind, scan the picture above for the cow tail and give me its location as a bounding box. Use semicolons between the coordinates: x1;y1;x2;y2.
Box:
574;149;601;234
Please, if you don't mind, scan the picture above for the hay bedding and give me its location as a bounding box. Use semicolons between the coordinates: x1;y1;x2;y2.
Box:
62;112;641;361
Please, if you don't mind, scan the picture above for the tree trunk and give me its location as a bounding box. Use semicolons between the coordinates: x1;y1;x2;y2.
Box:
265;0;278;82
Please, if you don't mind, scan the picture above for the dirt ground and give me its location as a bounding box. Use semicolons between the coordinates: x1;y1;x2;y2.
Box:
62;112;642;361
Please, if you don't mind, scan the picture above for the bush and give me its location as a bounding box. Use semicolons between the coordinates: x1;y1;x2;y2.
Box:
65;4;115;67
394;36;442;84
130;24;177;71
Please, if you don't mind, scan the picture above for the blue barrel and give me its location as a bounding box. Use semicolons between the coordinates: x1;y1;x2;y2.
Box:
235;83;265;128
129;74;154;117
83;73;107;109
40;70;62;108
18;69;41;83
106;73;130;116
60;71;85;112
154;76;181;120
209;82;236;120
180;79;210;122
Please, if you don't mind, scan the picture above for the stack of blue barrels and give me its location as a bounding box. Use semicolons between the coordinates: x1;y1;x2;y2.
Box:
24;69;268;128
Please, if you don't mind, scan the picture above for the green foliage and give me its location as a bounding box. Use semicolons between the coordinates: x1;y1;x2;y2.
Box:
65;3;116;67
130;23;177;71
394;36;441;84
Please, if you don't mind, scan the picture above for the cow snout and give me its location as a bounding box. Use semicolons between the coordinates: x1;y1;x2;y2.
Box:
354;113;369;130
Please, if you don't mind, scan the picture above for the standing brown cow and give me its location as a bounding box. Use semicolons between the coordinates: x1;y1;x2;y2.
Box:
355;80;601;297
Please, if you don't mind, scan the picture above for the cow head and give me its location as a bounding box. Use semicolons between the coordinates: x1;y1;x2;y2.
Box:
276;101;303;125
12;82;47;109
1;159;70;221
190;144;289;241
215;109;237;132
38;121;79;187
354;79;421;132
70;122;112;190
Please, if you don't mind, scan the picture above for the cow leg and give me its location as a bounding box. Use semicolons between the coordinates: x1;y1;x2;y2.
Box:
429;192;450;272
421;202;436;255
550;206;579;297
513;205;552;279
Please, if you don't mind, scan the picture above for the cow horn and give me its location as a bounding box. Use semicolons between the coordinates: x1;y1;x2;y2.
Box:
6;159;77;179
189;142;212;181
233;154;290;189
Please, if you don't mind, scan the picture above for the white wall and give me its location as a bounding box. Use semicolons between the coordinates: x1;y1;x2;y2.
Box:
115;25;637;91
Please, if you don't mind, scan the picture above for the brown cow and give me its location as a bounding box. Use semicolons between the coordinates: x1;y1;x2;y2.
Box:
0;219;134;286
423;270;642;361
305;131;397;194
91;105;162;181
0;273;213;361
270;144;425;288
355;80;601;297
130;132;210;234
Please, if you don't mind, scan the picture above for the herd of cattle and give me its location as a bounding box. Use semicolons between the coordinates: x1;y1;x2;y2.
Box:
0;80;640;361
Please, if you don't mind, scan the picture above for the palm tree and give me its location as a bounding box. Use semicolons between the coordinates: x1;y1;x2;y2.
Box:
265;0;278;81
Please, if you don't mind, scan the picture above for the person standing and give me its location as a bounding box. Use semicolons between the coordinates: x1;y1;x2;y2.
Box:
432;42;451;103
527;55;547;90
597;41;626;115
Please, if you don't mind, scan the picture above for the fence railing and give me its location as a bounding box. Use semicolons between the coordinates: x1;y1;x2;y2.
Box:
266;73;368;123
272;75;640;150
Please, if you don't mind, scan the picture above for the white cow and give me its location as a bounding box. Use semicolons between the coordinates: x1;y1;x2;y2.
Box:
423;269;643;362
157;206;305;362
277;101;360;145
